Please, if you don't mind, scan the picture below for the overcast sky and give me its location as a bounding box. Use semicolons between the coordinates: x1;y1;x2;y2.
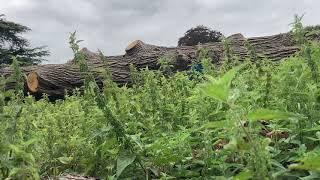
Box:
1;0;319;64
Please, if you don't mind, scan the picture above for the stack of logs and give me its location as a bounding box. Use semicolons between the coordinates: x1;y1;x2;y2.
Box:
0;32;307;99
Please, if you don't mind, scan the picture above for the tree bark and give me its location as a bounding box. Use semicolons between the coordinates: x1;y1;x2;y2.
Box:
0;32;306;99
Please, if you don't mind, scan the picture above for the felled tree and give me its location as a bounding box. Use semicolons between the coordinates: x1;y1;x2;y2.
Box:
178;25;224;46
0;14;49;65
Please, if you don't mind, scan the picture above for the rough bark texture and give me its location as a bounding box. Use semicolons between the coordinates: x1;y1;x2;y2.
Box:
0;32;310;98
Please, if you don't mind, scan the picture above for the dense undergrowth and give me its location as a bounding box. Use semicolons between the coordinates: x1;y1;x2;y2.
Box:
1;17;320;180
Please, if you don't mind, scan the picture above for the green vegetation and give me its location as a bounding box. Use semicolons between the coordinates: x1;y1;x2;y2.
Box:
178;25;224;46
1;17;320;180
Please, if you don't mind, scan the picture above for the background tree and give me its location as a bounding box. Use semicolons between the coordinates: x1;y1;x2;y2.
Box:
0;14;49;65
178;25;224;46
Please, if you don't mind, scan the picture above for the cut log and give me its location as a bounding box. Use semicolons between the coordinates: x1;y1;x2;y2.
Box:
27;72;39;93
125;40;144;55
0;32;313;99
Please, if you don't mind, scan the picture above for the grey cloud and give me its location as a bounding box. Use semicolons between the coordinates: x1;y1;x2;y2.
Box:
1;0;319;64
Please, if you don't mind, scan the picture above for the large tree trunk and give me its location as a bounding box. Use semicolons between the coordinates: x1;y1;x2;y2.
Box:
0;32;305;99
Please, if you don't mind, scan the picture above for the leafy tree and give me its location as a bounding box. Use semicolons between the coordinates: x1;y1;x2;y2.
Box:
178;25;224;46
0;14;49;65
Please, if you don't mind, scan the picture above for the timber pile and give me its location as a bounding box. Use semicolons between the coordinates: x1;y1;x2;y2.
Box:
0;32;308;99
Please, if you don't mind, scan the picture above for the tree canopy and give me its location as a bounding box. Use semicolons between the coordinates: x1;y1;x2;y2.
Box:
0;14;49;65
178;25;224;47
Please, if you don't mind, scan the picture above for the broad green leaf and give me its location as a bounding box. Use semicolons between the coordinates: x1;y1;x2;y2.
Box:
248;109;299;122
58;156;73;164
224;137;237;151
289;154;320;172
108;175;117;180
117;151;136;178
23;138;38;147
306;137;320;141
233;169;252;180
198;66;241;102
224;137;250;151
303;125;320;132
